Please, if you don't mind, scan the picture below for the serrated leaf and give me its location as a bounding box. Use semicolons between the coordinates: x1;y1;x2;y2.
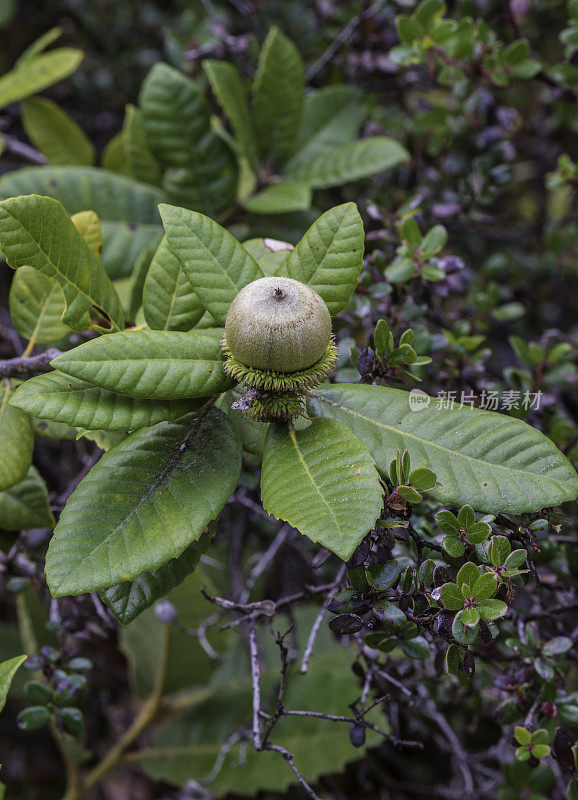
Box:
203;59;258;169
307;384;578;514
9;267;69;344
142;236;205;331
52;330;234;400
286;136;410;189
21;96;94;166
101;530;212;624
0;385;33;492
0;48;83;108
287;85;366;173
0;467;54;531
241;180;312;214
45;408;241;596
261;419;383;561
0;655;27;715
0;195;124;332
276;202;364;315
0;166;165;280
10;372;201;431
139;62;237;216
251;26;304;166
122;104;162;186
160;204;263;325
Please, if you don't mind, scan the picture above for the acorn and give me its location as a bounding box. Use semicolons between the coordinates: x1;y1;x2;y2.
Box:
222;277;338;421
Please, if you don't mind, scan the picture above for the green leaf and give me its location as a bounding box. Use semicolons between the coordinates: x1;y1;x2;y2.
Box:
52;330;234;400
532;744;550;759
442;536;465;558
45;408;241;596
286;137;410;189
420;224;447;256
408;467;437;491
0;384;33;492
439;582;463;611
72;210;103;255
504;549;526;569
276;202;364;315
139;62;237;216
0;195;124;332
367;560;400;590
452;610;478;645
542;636;572;657
435;509;459;534
0;48;83;108
21;96;94;166
241;180;312;214
101;529;212;624
472;572;496;601
490;535;511;567
0;467;54;531
0;166;165;280
242;238;294;277
203;59;258;169
142;237;205;331
461;607;480;628
122;104;162;186
261;419;383;561
0;655;27;715
514;725;530;744
402;635;429;659
467;520;491;543
251;26;304;166
287;85;366;173
397;484;422;503
457;504;475;529
478;598;507;621
307;384;578;514
16;27;63;65
456;562;480;590
9;267;69;344
159;204;263;325
10;372;201;431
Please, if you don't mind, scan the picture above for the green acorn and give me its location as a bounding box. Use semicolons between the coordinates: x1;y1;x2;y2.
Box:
222;277;338;421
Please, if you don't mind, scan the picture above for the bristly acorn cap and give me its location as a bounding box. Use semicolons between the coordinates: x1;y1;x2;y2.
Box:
224;276;332;373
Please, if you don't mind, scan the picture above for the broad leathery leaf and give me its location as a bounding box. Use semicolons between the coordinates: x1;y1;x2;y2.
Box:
0;195;124;331
0;467;54;531
160;204;263;325
0;48;83;108
52;330;234;400
71;210;102;255
101;131;129;175
100;529;212;625
287;86;366;172
0;656;27;715
21;97;94;166
261;418;383;560
142;645;380;794
276;202;364;315
286;136;410;189
9;267;69;344
0;167;165;279
307;385;578;514
122;104;162;187
10;372;202;431
139;63;237;216
45;407;242;596
203;59;258;169
251;26;305;166
143;237;205;331
241;180;312;214
242;238;293;277
0;385;33;492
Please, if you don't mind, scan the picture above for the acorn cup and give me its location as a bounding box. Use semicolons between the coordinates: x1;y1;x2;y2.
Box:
222;276;338;422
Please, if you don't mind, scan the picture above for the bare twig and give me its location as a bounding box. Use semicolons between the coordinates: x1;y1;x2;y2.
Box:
300;563;346;674
1;133;47;164
0;348;61;378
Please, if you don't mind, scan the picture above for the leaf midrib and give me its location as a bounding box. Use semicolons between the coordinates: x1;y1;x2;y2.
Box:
310;390;569;486
289;428;343;545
